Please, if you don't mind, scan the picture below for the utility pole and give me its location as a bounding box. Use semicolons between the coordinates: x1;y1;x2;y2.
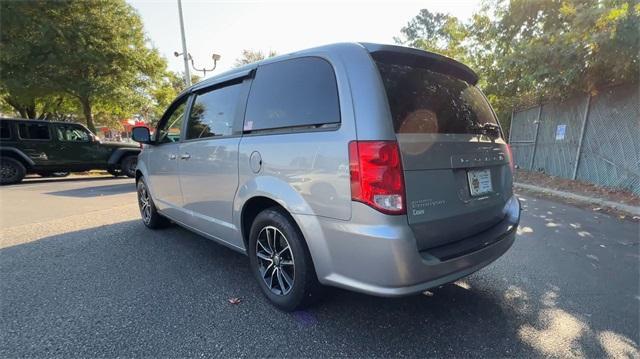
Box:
177;0;191;87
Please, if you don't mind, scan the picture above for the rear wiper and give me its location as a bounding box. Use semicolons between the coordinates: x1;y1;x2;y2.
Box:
469;123;501;139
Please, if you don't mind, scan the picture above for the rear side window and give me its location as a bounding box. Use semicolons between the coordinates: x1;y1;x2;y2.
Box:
55;124;90;142
18;122;50;140
186;82;243;140
0;122;10;139
375;61;499;135
244;57;340;131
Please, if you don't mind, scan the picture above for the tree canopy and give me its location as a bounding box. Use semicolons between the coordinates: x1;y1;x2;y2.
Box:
234;49;278;67
396;0;640;132
0;0;60;119
0;0;173;132
394;10;470;62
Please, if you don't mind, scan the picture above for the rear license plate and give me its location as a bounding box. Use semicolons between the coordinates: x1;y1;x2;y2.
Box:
467;169;492;196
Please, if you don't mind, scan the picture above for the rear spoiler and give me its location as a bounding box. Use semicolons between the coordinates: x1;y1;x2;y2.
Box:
360;43;479;85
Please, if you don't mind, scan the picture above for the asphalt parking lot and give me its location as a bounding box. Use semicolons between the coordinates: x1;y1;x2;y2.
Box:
1;176;638;357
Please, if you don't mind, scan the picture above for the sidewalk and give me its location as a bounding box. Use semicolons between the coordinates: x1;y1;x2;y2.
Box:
514;182;640;217
513;170;640;218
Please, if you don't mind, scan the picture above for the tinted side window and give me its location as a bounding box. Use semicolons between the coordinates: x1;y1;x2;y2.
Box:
55;124;90;142
245;57;340;131
186;82;242;140
157;98;187;144
18;123;50;140
0;122;11;139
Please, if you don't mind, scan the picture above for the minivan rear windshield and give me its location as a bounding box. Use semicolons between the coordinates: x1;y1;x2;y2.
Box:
375;61;500;136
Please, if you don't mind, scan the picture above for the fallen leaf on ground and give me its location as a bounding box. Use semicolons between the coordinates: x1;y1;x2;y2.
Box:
228;297;241;304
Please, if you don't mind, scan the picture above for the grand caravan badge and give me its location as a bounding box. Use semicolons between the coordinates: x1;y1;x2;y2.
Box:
410;198;446;216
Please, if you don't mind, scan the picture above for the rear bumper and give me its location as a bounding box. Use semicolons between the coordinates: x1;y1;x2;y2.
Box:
294;195;520;297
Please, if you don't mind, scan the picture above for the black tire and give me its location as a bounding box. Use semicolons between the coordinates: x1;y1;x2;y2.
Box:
121;155;137;178
136;178;169;229
248;207;324;311
1;157;26;185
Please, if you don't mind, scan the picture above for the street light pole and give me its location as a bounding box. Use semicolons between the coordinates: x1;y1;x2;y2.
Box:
189;53;221;77
174;52;221;78
177;0;191;87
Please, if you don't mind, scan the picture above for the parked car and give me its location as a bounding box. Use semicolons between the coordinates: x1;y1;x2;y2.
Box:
0;118;140;184
131;43;521;311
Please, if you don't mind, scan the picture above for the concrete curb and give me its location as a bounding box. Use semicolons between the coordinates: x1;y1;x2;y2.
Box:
514;182;640;217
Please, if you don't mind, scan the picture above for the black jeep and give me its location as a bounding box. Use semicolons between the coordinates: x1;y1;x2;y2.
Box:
0;118;140;185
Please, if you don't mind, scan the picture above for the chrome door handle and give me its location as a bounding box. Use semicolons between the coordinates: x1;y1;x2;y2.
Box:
169;154;177;160
180;153;191;160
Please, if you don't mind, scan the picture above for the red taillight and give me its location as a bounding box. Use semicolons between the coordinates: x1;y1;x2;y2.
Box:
348;140;406;215
506;144;515;171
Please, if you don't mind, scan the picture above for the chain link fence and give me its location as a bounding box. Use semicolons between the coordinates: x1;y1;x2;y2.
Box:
509;83;640;195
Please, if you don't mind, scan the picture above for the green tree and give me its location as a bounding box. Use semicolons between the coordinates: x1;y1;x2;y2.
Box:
395;9;470;61
234;49;277;67
397;1;640;132
0;1;63;119
0;0;168;132
144;71;182;124
481;0;638;130
48;0;166;133
145;71;201;124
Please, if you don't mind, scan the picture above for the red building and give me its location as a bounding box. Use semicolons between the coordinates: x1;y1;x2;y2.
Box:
99;118;148;142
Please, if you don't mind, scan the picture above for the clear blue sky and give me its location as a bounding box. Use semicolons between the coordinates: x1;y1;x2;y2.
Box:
127;0;481;78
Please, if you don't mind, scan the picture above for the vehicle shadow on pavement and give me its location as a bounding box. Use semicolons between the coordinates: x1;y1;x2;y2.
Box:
1;218;637;357
45;183;136;198
17;176;124;186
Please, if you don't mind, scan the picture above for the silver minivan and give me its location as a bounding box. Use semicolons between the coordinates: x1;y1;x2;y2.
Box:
131;43;520;311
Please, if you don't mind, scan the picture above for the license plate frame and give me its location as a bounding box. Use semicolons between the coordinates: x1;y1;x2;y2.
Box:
467;169;493;197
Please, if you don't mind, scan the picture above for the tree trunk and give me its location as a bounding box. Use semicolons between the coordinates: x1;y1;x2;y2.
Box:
79;96;96;133
4;96;35;119
26;106;36;119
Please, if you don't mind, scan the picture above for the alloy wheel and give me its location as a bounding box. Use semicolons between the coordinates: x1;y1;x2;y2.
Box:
138;184;152;224
255;225;295;295
0;163;17;180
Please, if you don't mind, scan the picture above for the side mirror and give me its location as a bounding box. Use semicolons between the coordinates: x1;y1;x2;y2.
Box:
90;133;101;143
131;126;152;144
